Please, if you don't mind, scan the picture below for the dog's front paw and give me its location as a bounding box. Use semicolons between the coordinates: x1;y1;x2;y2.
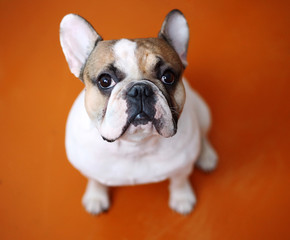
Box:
169;180;196;215
82;179;110;215
82;193;109;215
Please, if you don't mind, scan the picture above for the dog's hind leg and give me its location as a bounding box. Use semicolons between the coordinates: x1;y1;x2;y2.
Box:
188;86;218;172
196;138;218;172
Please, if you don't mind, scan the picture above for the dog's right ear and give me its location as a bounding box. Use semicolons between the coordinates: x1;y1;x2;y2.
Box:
60;14;102;80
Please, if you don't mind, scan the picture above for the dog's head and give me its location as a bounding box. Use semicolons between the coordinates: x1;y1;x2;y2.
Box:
60;10;189;142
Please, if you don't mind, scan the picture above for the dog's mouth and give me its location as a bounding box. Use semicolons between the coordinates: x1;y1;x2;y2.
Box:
101;101;177;143
120;111;154;137
102;110;176;143
130;111;152;126
102;115;154;143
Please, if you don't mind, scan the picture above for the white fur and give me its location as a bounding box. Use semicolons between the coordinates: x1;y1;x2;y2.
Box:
99;94;128;141
113;39;140;78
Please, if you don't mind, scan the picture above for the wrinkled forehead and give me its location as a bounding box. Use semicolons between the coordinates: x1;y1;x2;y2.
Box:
84;38;183;80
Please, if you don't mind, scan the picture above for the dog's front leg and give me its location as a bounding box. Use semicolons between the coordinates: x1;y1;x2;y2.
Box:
82;179;110;215
169;172;196;215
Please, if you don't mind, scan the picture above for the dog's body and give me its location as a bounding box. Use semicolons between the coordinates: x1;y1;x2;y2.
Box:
60;10;218;215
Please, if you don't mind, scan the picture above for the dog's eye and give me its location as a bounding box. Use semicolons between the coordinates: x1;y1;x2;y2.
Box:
98;74;116;89
161;70;175;85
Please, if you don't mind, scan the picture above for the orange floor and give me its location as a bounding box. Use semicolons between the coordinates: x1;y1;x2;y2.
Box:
0;0;289;239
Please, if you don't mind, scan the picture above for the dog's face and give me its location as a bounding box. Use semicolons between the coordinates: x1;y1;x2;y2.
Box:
83;38;185;142
60;10;189;142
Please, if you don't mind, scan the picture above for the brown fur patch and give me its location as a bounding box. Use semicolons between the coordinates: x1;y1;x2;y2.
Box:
134;38;185;115
82;41;117;124
135;38;183;72
84;40;117;82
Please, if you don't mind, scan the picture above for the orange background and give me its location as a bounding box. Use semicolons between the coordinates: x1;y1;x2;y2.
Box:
0;0;289;239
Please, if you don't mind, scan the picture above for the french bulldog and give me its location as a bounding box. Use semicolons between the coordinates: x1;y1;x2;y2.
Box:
60;9;218;215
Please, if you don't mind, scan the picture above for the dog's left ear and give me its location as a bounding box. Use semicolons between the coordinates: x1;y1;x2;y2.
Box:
159;10;189;67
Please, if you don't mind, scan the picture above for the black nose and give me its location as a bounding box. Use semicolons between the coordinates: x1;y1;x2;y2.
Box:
127;83;153;99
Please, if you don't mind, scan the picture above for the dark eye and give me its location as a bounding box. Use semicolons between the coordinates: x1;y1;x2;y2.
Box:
98;74;116;89
161;70;175;85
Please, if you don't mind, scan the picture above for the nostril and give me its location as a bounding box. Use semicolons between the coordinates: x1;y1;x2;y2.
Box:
127;87;138;97
144;87;153;97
